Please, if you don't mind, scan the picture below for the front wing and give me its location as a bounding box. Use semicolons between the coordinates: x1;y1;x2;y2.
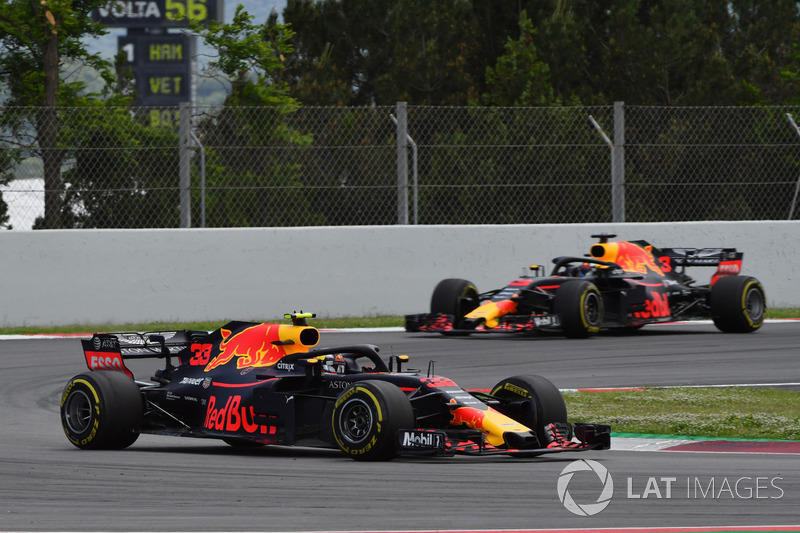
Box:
405;312;562;334
396;423;611;457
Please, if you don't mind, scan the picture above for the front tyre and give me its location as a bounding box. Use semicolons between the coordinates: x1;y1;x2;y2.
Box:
430;278;480;333
711;276;766;333
60;371;143;450
553;280;604;338
490;375;568;446
332;380;414;461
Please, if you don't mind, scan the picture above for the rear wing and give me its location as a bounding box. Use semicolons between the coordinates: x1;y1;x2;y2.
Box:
658;247;742;267
81;331;198;379
655;247;743;284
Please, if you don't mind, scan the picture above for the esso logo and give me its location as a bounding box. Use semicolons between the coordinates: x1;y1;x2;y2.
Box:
90;354;125;372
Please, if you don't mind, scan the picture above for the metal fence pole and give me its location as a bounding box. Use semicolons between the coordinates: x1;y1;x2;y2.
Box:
589;112;617;222
190;130;206;228
612;101;626;222
390;112;418;224
179;102;192;228
396;101;409;225
785;113;800;220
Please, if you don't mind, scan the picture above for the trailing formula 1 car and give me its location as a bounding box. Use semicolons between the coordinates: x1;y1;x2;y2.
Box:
60;313;610;460
405;234;766;339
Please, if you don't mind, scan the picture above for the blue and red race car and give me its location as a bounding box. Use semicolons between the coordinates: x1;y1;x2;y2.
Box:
406;234;766;338
60;313;610;460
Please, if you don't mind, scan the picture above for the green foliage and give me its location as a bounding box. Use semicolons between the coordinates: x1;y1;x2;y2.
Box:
196;106;323;227
420;106;609;224
285;0;485;105
192;6;298;107
625;106;799;222
191;12;328;226
482;12;556;107
0;0;111;105
284;0;800;107
60;107;183;228
0;0;116;228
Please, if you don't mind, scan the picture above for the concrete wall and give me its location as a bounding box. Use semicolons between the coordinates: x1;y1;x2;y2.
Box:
1;221;797;327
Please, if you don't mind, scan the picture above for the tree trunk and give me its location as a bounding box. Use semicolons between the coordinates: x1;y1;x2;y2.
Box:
38;2;63;229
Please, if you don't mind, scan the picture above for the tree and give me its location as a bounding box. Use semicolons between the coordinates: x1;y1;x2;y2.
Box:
191;7;323;227
194;6;298;107
0;0;112;228
482;11;557;107
284;0;486;106
60;104;183;229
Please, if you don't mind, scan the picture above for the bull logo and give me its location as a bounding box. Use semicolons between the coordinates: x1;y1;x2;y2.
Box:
204;324;284;372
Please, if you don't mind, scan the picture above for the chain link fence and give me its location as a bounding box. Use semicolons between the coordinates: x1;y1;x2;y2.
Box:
1;104;799;229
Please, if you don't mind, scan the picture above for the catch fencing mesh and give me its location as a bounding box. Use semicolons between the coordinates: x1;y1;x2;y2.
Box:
1;104;799;229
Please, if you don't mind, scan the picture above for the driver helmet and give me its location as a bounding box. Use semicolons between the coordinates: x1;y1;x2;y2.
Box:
575;262;593;277
322;354;346;374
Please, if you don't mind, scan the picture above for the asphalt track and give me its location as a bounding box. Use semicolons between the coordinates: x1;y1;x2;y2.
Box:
1;321;799;531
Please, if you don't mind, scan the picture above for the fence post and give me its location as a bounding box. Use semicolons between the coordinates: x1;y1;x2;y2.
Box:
396;101;409;225
612;101;625;223
179;102;192;228
190;130;206;228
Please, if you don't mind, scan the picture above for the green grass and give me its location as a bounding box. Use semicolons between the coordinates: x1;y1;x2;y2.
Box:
564;387;800;441
765;308;800;319
0;315;405;335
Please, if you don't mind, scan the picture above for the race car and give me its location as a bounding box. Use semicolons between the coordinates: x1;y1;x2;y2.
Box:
405;234;766;338
60;313;610;460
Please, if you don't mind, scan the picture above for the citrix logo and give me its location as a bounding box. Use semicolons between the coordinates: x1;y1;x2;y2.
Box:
557;459;614;516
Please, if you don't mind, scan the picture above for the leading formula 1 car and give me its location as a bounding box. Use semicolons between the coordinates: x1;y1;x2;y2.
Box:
60;313;610;460
405;234;766;338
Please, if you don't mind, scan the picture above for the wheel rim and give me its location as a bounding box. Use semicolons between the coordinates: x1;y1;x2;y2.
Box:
338;399;372;444
64;389;94;434
583;291;602;326
745;286;765;322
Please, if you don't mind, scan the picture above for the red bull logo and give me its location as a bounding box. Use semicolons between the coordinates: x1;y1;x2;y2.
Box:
466;299;518;328
592;242;665;277
203;394;277;437
633;290;671;319
450;406;488;431
420;377;458;388
451;406;533;447
205;324;282;371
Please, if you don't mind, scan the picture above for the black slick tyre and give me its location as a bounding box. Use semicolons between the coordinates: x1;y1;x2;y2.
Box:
430;278;479;332
490;374;568;446
332;380;414;461
60;371;143;450
711;276;766;333
553;280;604;338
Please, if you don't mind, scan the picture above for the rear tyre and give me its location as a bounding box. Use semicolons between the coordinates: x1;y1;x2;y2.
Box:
60;371;143;450
332;380;414;461
430;278;479;333
711;276;766;333
490;375;568;446
553;280;604;338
